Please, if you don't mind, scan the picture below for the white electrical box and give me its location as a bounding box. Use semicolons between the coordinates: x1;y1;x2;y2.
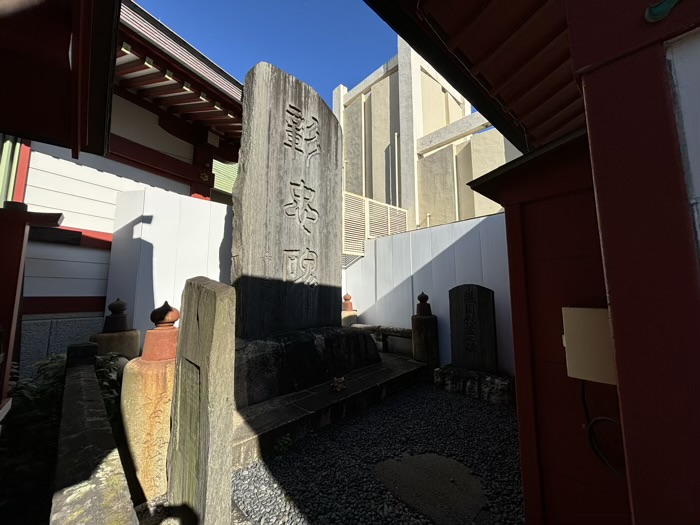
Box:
562;307;617;385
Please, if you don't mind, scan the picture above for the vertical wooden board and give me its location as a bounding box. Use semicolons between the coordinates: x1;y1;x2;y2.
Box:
430;223;458;365
409;226;434;315
388;231;413;329
207;203;232;285
480;214;515;375
453;217;484;285
173;196;211;312
375;235;394;323
106;190;145;329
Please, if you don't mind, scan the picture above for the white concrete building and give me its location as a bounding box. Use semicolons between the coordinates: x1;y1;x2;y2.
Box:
333;37;521;240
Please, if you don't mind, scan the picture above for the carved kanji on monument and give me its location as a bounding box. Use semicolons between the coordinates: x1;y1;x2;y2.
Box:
232;62;342;339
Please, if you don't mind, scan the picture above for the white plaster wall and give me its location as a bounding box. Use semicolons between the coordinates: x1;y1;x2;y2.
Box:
668;29;700;254
344;213;514;375
23;243;110;298
25;142;189;233
106;187;232;345
111;95;194;163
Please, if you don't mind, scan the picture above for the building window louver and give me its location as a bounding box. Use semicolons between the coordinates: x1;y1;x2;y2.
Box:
342;191;407;257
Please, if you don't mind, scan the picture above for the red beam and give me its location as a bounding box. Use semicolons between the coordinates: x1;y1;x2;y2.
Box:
22;296;106;315
12;140;31;202
109;133;211;187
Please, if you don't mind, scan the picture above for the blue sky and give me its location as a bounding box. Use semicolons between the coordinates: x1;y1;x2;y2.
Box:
136;0;397;106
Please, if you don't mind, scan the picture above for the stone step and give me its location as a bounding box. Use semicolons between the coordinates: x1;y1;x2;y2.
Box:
231;353;426;470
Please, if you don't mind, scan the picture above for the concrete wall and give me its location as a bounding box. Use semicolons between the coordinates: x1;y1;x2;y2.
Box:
343;98;364;195
418;145;457;227
111;95;194;163
668;31;700;255
344;213;514;375
107;187;232;345
336;36;519;232
471;129;507;217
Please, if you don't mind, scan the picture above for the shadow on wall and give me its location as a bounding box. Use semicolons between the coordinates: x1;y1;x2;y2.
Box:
108;214;155;352
219;204;233;285
344;213;514;375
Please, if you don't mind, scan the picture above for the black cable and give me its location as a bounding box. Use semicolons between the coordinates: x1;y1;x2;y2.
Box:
580;381;625;479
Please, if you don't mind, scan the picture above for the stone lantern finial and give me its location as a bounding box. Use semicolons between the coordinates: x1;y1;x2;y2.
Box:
102;298;130;333
416;292;432;316
342;293;354;312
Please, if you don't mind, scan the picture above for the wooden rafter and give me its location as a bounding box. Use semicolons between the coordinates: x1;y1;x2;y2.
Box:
121;70;170;89
149;89;198;104
168;101;217;114
182;110;234;121
115;56;154;77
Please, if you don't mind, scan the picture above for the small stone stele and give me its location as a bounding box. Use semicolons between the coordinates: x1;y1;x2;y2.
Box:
449;284;497;373
168;277;235;525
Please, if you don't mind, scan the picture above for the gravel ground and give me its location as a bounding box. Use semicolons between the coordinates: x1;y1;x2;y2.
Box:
232;384;524;525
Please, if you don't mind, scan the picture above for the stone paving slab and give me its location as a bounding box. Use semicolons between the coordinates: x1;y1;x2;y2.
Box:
231;353;425;470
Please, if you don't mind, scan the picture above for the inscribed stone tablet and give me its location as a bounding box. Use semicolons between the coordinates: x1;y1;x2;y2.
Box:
232;62;342;339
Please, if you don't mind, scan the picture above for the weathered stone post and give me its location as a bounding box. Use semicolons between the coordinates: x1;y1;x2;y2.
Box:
120;301;179;501
167;277;235;524
341;293;357;326
89;298;141;359
411;292;439;377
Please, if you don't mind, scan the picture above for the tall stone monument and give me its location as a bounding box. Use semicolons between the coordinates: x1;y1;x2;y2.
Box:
232;62;342;339
449;284;498;373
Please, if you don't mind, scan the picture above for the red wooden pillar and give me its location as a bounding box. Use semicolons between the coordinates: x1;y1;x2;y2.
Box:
567;2;700;522
0;204;62;413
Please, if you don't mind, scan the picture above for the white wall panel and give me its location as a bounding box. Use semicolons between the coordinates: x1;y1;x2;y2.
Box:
24;276;107;297
345;213;514;374
107;187;232;346
26;142;189;234
409;226;434;312
23;242;110;298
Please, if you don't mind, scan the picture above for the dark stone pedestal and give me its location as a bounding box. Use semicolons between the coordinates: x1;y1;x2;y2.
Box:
235;326;380;408
434;365;514;405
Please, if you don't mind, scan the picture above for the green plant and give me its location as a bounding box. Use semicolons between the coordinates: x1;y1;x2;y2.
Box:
95;353;122;423
273;433;293;455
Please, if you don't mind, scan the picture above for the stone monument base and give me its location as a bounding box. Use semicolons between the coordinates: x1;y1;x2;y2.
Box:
434;365;514;405
235;327;379;408
90;329;140;359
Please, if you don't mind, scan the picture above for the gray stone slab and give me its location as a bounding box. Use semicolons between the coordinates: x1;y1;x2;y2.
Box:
167;277;236;525
374;453;485;525
19;319;51;378
232;62;342;339
50;365;138;525
449;284;497;373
